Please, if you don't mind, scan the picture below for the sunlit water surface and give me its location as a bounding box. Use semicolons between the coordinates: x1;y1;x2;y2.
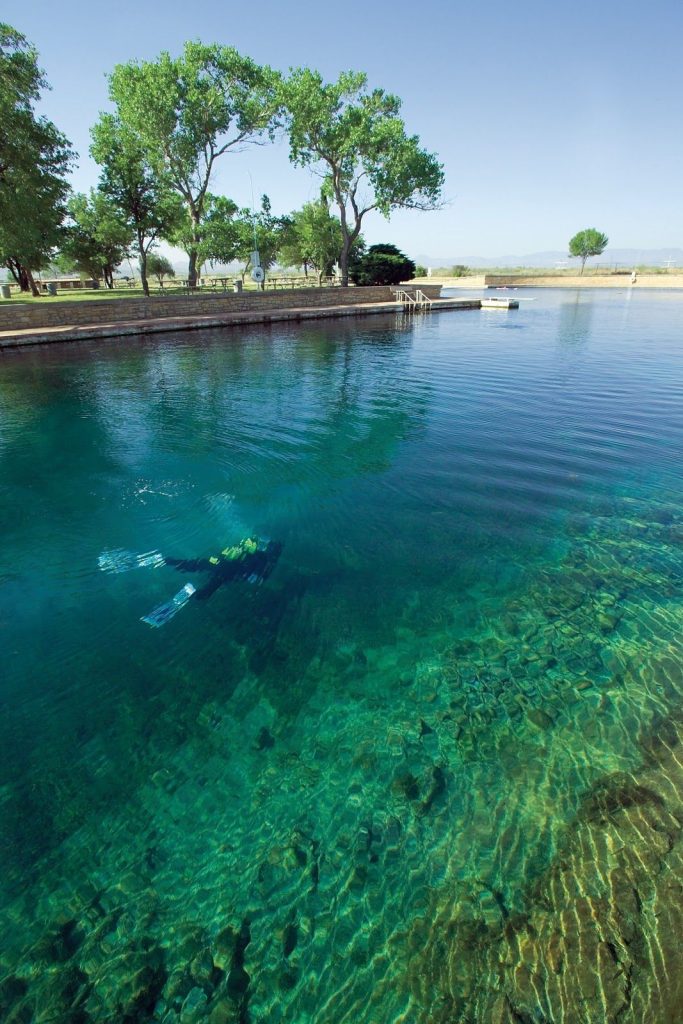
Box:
1;289;683;1023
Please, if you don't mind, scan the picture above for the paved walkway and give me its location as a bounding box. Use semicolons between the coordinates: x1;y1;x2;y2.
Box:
0;298;481;349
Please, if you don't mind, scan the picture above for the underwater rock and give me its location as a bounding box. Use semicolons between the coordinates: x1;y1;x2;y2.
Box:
32;964;89;1020
180;986;208;1021
278;969;298;992
255;726;274;750
207;1000;239;1024
579;773;666;826
226;918;251;1007
213;926;239;972
420;765;447;816
392;771;420;801
87;953;167;1022
0;976;28;1018
32;918;85;964
164;968;196;1007
282;921;298;958
189;948;217;989
526;708;554;731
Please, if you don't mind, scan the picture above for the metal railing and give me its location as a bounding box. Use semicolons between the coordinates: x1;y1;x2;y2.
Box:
395;288;432;311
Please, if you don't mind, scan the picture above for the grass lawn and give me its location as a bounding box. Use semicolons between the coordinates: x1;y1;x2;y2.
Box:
0;278;332;303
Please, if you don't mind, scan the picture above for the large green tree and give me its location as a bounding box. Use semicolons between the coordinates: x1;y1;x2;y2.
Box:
569;228;609;274
59;191;132;288
0;23;73;294
279;199;346;283
105;42;280;287
90;113;184;296
280;69;444;286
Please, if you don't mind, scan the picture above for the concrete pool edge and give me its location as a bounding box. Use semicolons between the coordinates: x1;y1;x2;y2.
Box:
0;297;481;348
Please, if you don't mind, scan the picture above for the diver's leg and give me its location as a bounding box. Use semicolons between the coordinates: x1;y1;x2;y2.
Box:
98;549;165;573
193;573;224;600
165;558;214;573
141;583;197;628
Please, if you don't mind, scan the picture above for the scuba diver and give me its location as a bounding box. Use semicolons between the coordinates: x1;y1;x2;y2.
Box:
98;536;282;627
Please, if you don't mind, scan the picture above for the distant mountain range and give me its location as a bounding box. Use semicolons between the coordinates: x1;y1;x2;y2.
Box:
415;249;683;269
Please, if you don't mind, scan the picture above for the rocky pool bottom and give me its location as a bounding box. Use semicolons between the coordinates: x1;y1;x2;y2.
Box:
1;486;682;1024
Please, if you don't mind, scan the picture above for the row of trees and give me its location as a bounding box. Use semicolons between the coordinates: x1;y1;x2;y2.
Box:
1;27;444;295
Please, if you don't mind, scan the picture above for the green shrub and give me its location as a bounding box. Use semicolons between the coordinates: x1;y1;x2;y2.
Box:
349;244;416;286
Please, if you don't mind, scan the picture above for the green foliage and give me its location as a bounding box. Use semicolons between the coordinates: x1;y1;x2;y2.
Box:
349;243;416;286
451;264;469;277
279;199;346;282
146;252;175;285
234;195;291;284
0;23;74;292
90;113;184;295
568;228;609;273
414;264;428;277
106;42;281;285
280;68;444;285
59;191;132;287
172;194;240;272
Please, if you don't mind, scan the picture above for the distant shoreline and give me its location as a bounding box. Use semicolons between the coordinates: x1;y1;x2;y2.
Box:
415;274;683;290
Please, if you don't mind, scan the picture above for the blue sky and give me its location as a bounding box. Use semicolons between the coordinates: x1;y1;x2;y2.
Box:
17;0;683;261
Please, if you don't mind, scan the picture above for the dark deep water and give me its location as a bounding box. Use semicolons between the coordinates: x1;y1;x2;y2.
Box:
1;289;683;1022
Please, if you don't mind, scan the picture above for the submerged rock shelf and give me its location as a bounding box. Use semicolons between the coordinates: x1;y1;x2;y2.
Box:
2;492;683;1023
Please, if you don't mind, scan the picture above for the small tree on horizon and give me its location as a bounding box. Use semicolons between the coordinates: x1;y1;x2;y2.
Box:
569;228;608;274
146;252;175;287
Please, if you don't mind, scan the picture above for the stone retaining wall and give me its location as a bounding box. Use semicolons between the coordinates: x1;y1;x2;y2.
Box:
0;285;443;331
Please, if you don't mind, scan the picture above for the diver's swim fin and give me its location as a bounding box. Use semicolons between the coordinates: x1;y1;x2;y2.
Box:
98;549;166;573
141;582;196;628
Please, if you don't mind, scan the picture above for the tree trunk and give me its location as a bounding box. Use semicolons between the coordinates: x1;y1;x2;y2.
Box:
140;257;150;297
187;207;200;288
8;259;31;292
188;247;198;289
26;269;40;297
339;236;352;287
580;257;586;275
337;212;362;287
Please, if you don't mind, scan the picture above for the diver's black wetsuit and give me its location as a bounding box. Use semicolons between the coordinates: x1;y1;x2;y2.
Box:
165;541;282;600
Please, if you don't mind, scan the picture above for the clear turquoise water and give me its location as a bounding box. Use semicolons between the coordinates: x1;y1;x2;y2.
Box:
1;290;683;1022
